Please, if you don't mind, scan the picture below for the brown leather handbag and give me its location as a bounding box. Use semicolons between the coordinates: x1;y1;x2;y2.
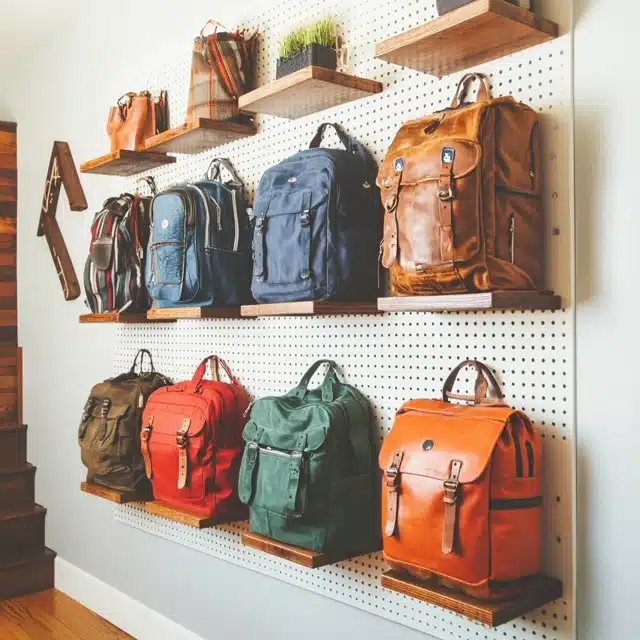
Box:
378;73;544;295
107;91;168;153
379;360;543;600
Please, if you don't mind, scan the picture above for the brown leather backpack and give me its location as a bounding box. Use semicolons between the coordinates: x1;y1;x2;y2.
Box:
379;361;543;600
378;73;544;295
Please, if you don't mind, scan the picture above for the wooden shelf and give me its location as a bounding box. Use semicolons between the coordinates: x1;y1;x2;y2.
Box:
145;118;257;154
238;66;382;120
378;291;561;313
79;311;169;324
80;482;150;505
375;0;559;77
138;501;221;529
147;306;242;321
80;150;175;176
381;570;562;627
241;300;380;317
241;531;378;568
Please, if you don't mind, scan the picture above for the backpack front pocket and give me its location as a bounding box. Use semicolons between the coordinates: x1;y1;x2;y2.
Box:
251;189;328;301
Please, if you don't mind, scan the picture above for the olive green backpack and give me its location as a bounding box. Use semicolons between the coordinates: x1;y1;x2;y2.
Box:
78;349;171;493
238;360;379;556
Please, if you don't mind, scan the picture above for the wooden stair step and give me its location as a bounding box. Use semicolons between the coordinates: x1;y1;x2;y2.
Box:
0;548;56;601
0;464;35;508
0;505;46;558
0;424;27;468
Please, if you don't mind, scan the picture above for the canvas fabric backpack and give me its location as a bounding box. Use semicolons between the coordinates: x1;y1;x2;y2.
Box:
140;356;249;519
78;349;172;493
238;360;379;555
145;158;253;308
84;192;152;313
251;123;382;303
379;360;542;600
378;72;544;296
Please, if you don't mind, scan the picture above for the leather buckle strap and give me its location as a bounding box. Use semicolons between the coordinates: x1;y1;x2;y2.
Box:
438;151;455;263
384;451;404;537
253;216;266;282
442;460;462;555
381;165;403;269
176;418;191;490
141;416;154;479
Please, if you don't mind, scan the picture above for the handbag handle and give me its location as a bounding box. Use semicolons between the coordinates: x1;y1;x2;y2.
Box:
200;19;231;37
309;123;353;152
309;123;378;180
130;349;155;374
442;360;504;404
190;356;236;388
292;360;340;403
450;73;490;109
136;176;157;196
206;158;244;186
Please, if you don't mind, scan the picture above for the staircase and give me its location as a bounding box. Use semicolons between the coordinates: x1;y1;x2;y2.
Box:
0;348;55;599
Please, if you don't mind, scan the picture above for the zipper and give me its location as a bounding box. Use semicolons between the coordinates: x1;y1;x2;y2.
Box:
509;213;516;264
529;121;539;190
231;189;240;252
514;438;523;477
191;185;216;249
525;440;535;477
495;184;541;199
259;446;303;460
490;496;542;510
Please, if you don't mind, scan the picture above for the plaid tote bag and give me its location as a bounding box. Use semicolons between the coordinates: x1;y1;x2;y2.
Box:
187;20;257;122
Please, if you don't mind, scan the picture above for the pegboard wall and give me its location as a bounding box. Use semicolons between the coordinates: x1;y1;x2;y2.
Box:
110;0;575;638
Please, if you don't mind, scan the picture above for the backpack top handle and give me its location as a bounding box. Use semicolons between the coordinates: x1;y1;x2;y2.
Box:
442;359;504;405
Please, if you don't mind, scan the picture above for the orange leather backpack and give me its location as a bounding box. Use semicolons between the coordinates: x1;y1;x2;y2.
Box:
379;360;542;599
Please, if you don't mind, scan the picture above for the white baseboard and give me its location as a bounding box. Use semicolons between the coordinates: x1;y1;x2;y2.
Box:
54;557;203;640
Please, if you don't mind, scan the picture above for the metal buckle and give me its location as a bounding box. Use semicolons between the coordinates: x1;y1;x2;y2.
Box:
176;432;188;448
300;210;311;226
141;426;152;440
384;195;398;212
384;466;400;488
438;187;454;201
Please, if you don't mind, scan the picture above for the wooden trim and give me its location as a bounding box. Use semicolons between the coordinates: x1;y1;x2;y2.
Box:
80;482;150;505
380;570;563;627
15;346;21;425
138;502;224;529
0;122;16;133
377;291;562;313
239;66;383;119
80;150;175;177
241;300;381;317
146;306;242;320
241;531;380;568
375;0;559;77
145;118;257;154
78;312;170;324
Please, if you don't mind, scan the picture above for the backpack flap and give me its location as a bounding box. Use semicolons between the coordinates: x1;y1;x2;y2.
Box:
380;399;510;564
377;138;481;269
147;191;191;303
238;414;328;519
90;196;131;271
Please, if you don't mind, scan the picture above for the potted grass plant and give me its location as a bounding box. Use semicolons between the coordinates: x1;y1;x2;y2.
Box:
276;18;339;79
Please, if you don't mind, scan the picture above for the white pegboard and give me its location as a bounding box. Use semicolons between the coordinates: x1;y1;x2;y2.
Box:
109;0;575;638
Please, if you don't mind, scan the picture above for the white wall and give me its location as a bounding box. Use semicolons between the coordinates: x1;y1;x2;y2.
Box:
0;1;428;638
574;1;640;639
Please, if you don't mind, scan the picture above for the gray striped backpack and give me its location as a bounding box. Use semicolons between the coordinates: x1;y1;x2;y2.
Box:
84;192;152;313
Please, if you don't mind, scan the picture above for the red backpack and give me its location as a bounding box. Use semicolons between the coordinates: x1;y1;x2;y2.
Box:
140;356;249;520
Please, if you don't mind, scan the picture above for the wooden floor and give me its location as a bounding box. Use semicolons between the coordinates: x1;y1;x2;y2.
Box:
0;589;132;639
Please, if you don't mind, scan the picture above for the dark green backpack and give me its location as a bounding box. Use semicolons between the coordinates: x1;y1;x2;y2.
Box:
78;349;171;493
238;360;379;556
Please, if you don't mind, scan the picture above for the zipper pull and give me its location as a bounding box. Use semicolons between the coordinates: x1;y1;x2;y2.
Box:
243;401;254;419
509;214;516;264
377;240;383;290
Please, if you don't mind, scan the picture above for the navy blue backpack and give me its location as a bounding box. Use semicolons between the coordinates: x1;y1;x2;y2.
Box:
145;158;253;308
251;123;382;303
